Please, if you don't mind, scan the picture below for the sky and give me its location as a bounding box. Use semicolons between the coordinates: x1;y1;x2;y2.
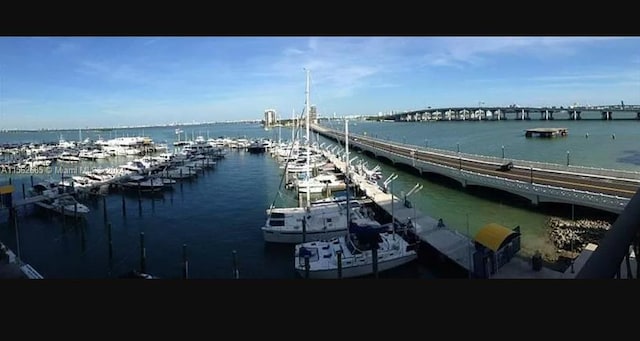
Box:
0;36;639;129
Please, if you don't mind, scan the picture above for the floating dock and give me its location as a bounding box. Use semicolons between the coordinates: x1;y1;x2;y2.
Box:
525;127;568;138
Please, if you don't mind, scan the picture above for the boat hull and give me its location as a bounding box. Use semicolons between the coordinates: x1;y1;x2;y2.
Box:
262;228;347;244
295;254;417;279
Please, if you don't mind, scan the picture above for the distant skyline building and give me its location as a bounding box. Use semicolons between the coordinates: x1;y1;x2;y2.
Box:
310;105;318;124
264;109;277;127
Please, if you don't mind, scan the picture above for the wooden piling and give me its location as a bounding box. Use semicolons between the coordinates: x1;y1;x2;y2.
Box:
372;247;379;279
304;255;310;279
13;208;20;260
232;250;239;279
74;202;78;222
30;175;33;187
102;195;107;223
140;232;146;273
183;244;189;279
107;222;113;260
302;217;307;243
337;250;343;279
121;189;126;216
61;203;65;226
22;183;25;200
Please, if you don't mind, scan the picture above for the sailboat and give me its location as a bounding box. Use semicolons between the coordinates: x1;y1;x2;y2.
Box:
293;119;418;278
261;69;356;244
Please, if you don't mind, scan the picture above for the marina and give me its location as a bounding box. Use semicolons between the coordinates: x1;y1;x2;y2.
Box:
0;118;637;279
1;36;639;280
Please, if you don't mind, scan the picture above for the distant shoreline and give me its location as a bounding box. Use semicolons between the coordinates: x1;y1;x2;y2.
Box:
0;120;264;133
0;117;341;133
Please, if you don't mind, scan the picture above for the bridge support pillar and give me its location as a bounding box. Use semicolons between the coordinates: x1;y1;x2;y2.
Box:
602;111;613;120
530;195;539;206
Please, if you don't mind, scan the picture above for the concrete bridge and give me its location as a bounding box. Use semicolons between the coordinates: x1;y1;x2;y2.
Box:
377;105;640;122
311;123;639;214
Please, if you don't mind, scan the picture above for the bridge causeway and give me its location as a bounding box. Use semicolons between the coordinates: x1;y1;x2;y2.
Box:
379;105;640;122
311;123;636;214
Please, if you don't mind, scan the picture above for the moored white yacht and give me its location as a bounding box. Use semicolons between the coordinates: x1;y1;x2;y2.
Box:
261;199;370;244
294;218;418;278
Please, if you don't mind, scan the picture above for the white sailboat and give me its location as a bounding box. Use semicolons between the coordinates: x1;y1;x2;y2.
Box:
262;69;353;243
261;199;370;244
293;120;418;278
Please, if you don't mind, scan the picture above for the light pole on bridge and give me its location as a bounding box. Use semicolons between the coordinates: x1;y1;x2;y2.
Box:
530;166;533;184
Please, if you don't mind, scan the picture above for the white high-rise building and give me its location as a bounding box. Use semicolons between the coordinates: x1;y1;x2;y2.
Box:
264;109;277;127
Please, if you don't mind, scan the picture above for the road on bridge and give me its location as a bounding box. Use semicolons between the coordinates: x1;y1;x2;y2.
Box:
316;126;639;199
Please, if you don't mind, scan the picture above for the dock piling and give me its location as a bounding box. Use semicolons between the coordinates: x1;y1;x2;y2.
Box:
372;246;379;279
107;222;113;260
121;190;126;216
304;255;310;279
140;232;146;273
21;183;25;200
74;202;78;222
13;208;20;260
30;175;33;187
302;217;307;243
337;250;342;279
102;195;107;223
232;250;239;279
183;244;189;279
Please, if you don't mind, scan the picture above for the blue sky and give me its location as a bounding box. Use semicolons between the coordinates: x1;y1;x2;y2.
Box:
0;36;638;129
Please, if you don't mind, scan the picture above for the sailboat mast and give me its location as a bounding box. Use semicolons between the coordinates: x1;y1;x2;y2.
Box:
305;69;311;208
291;108;295;143
345;119;350;227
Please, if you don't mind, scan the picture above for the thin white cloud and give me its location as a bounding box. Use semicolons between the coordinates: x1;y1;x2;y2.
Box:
76;60;153;85
423;37;628;68
263;37;413;103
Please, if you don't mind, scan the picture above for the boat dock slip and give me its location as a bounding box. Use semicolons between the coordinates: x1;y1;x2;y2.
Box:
323;150;475;273
525;128;568;138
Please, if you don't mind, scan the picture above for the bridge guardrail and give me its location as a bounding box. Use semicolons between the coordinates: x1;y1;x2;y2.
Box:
336;130;629;213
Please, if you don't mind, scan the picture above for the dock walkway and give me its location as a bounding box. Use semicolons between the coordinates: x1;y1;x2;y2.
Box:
323;150;475;272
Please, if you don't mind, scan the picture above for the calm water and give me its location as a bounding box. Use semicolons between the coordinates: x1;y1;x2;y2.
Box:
0;119;636;277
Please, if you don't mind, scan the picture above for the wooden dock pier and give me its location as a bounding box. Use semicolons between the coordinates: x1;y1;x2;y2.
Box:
322;150;475;274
